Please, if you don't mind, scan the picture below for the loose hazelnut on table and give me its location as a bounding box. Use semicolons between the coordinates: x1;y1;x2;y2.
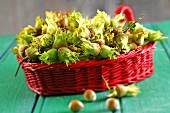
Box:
69;100;84;112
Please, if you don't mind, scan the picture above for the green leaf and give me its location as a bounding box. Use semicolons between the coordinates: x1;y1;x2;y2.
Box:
127;21;136;31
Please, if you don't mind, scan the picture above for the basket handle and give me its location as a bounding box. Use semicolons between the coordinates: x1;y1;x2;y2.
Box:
114;4;135;22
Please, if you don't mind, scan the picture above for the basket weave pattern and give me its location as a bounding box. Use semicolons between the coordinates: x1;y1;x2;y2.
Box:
18;42;156;95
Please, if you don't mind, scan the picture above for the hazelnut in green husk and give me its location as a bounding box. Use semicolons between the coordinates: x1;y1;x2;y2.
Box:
18;44;29;57
11;46;19;55
14;46;40;77
11;10;167;67
106;84;140;98
68;11;82;32
19;25;37;36
81;39;101;56
40;34;54;48
34;15;46;30
52;32;68;49
148;30;167;42
102;76;140;98
16;34;33;45
114;33;130;53
39;48;58;64
128;42;138;50
25;46;40;62
115;84;128;97
100;45;116;59
58;47;80;66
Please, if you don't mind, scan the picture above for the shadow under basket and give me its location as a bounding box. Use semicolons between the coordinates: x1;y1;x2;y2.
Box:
17;41;156;96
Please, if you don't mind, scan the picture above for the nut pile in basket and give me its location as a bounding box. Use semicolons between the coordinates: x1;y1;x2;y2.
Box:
11;10;166;65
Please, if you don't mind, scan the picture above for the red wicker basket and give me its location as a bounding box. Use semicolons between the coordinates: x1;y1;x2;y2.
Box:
16;5;157;95
18;41;156;95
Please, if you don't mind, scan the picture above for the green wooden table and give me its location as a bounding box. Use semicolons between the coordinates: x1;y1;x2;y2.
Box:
0;20;170;113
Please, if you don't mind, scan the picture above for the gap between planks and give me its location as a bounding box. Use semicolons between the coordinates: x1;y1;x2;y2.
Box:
31;95;46;113
31;94;40;113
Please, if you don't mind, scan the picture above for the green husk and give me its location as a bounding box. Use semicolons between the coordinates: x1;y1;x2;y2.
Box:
35;16;46;30
52;32;68;49
58;47;80;66
81;39;101;56
25;46;40;61
39;49;58;64
100;45;116;59
40;34;54;48
11;10;167;66
68;11;82;31
102;76;140;97
18;44;28;57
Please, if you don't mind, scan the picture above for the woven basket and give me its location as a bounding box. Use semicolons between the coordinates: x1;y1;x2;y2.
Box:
17;41;156;95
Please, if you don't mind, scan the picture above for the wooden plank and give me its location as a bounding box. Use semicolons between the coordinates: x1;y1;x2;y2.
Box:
120;23;170;113
0;34;16;59
0;41;36;113
34;91;121;113
33;96;45;113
